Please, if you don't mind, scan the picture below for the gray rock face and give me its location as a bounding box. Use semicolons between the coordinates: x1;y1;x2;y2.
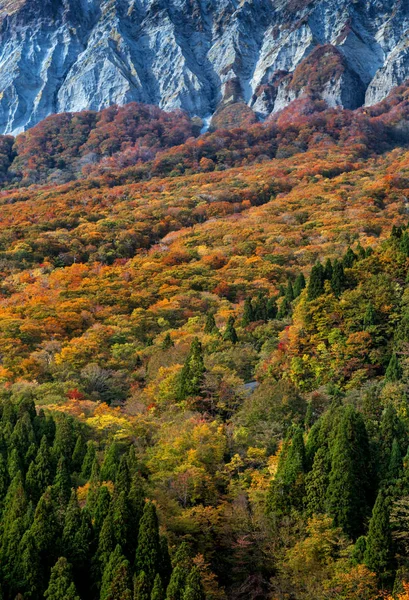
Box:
0;0;409;133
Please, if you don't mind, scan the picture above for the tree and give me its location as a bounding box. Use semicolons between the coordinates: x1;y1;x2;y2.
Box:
81;441;97;479
134;570;150;600
364;489;394;578
363;302;376;329
323;258;333;281
307;263;325;300
326;406;371;539
305;446;330;516
385;353;402;382
223;316;238;344
54;455;71;506
44;557;80;600
135;502;160;585
343;247;357;268
177;338;205;400
71;434;86;472
183;568;205;600
285;281;294;303
331;259;346;297
388;438;403;481
101;442;120;482
241;299;254;327
204;313;218;334
161;333;174;350
293;273;306;298
100;545;132;600
151;574;165;600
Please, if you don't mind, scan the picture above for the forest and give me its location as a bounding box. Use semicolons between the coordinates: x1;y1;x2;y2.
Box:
3;83;409;599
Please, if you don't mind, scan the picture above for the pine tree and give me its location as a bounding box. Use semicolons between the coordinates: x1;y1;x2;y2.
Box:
364;489;394;577
331;259;346;297
277;297;290;319
135;502;160;585
161;333;174;350
97;508;117;572
253;292;267;321
268;426;306;516
166;567;187;600
62;490;92;575
363;302;376;329
177;338;205;400
223;316;238;344
305;446;330;516
266;297;278;320
293;273;306;298
204;313;218;334
81;440;97;480
54;455;71;506
385;353;402;382
241;299;254;327
285;281;294;303
326;406;371;539
400;232;409;256
388;438;403;481
343;247;357;268
307;263;325;300
324;258;333;281
71;434;86;472
100;443;120;484
151;574;165;600
44;557;80;600
100;545;132;600
158;536;172;589
112;491;130;553
18;530;43;600
134;570;150;600
182;568;205;600
116;455;131;495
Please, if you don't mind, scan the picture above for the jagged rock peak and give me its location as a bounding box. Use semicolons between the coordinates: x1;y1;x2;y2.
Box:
0;0;408;133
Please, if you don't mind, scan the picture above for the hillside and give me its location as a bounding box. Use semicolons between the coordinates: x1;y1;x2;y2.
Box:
2;88;409;600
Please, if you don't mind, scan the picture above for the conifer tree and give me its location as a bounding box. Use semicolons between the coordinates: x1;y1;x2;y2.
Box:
112;491;130;553
385;353;402;382
241;299;254;327
135;501;160;585
326;406;371;539
158;536;172;589
331;259;346;297
30;487;60;569
266;297;278;320
44;558;80;600
134;570;150;600
285;281;294;303
253;292;267;321
363;302;376;329
71;434;86;472
177;338;205;400
101;442;120;482
81;440;97;480
305;447;330;516
54;455;71;506
116;455;131;495
343;247;357;268
388;438;403;481
166;567;187;600
307;263;325;300
161;333;174;350
323;258;333;281
183;568;205;600
277;297;290;319
223;316;238;344
18;530;43;600
204;313;218;334
100;545;132;600
293;273;306;298
151;574;165;600
364;489;394;577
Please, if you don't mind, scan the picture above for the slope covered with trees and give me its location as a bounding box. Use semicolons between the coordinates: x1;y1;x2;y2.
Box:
3;86;409;599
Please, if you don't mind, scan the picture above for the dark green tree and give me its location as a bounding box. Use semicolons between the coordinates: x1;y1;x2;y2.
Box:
364;489;394;578
177;338;205;400
307;263;325;300
100;545;132;600
101;442;120;482
285;281;294;303
223;316;238;344
54;455;71;506
44;557;80;600
241;299;254;327
204;313;218;334
151;574;165;600
135;501;160;585
363;302;376;329
134;570;150;600
331;259;346;297
182;568;204;600
81;440;97;480
293;273;306;298
71;434;86;472
266;297;278;320
343;247;357;268
323;258;333;281
161;333;174;350
326;406;371;539
305;446;330;516
385;353;402;382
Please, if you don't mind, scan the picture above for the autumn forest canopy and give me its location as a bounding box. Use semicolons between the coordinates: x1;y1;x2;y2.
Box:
4;85;409;600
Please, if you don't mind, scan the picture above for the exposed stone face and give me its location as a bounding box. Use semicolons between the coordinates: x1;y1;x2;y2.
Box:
0;0;409;133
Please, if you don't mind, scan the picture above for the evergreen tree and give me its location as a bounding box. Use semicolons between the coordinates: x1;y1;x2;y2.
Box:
388;438;403;481
343;247;357;268
363;302;376;329
166;567;187;600
18;530;43;600
81;440;97;480
241;299;254;327
182;568;204;600
223;316;238;344
135;502;160;585
161;333;174;350
116;455;131;495
400;231;409;256
331;259;346;297
307;263;325;300
364;489;394;577
277;297;290;319
100;545;132;600
151;574;165;600
305;447;330;516
134;570;150;600
44;557;80;600
97;508;117;572
204;313;218;334
266;297;278;320
352;536;367;565
101;442;120;482
268;426;306;515
323;258;333;281
158;536;172;589
285;281;294;303
293;273;306;298
112;491;130;553
326;406;371;539
253;292;267;321
177;338;205;400
30;487;60;569
71;434;86;472
385;353;402;382
62;490;92;579
54;455;71;506
94;486;111;535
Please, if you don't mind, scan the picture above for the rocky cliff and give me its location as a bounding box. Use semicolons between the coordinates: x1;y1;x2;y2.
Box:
0;0;409;133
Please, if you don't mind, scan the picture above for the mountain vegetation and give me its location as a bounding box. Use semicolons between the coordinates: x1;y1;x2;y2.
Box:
3;84;409;599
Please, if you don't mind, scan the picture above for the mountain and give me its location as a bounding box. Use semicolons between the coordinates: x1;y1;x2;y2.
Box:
0;0;409;134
